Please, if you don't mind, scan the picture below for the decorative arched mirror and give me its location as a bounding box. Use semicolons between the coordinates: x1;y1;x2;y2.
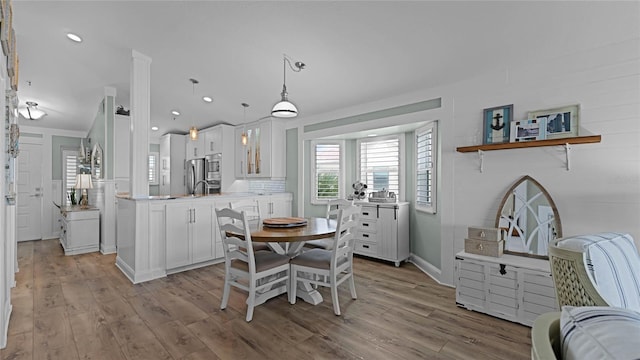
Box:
495;175;562;259
91;143;103;180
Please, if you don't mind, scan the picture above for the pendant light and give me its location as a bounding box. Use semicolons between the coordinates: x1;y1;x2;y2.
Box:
271;54;305;118
189;78;199;140
241;103;249;146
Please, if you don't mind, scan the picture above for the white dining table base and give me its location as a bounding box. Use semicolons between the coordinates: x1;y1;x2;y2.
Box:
265;241;323;305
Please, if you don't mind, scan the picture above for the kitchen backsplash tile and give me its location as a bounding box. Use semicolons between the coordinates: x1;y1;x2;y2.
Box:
248;180;285;193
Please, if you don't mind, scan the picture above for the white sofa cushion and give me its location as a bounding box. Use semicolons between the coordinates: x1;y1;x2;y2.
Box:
555;232;640;311
560;306;640;360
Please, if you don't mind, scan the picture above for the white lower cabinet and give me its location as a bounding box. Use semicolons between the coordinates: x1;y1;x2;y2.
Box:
257;193;293;219
353;202;409;267
165;201;214;270
455;251;559;327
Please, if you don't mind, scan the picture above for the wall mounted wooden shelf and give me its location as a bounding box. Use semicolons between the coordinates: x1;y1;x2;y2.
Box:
456;135;601;153
456;135;601;172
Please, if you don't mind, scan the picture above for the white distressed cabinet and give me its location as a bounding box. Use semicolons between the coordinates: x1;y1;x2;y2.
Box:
353;202;410;267
455;251;559;326
59;207;100;255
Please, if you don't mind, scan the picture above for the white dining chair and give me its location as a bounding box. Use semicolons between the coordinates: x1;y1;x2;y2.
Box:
215;208;291;322
289;204;360;315
229;198;270;252
304;198;354;250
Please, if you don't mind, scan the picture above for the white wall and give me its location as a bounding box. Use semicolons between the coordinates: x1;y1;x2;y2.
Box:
443;38;640;285
288;31;639;287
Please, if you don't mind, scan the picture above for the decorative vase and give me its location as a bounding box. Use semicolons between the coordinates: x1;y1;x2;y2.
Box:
70;188;77;205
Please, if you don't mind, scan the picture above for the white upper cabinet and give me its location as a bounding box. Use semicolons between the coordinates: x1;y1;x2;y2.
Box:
203;127;222;155
185;134;205;160
235;118;286;179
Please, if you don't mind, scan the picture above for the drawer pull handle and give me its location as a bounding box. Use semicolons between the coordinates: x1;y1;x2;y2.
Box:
363;244;369;249
363;212;369;216
477;243;484;251
480;231;485;238
363;223;369;227
363;234;369;238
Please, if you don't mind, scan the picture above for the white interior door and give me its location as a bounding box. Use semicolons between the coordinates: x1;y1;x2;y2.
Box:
17;143;43;241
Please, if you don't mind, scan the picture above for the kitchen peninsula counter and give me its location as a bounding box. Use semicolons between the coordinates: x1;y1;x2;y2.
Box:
116;192;292;283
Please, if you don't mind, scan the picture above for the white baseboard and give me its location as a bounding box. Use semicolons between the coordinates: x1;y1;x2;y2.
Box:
115;256;166;284
0;303;12;349
409;253;454;288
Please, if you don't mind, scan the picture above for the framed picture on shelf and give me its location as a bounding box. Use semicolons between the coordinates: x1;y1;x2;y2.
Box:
510;118;547;142
527;104;579;139
483;104;513;144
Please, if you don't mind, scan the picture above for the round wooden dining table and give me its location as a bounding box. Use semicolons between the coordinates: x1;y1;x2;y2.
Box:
250;217;337;255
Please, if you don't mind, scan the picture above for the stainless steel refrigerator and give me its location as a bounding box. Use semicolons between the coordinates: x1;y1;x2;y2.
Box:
186;158;206;195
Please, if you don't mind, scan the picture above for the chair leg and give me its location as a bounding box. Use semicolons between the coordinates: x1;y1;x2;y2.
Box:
221;273;231;310
246;282;256;322
348;273;357;299
331;275;341;316
289;266;297;304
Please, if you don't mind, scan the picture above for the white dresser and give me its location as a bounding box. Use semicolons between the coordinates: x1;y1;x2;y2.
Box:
455;251;559;326
59;206;100;255
353;201;409;267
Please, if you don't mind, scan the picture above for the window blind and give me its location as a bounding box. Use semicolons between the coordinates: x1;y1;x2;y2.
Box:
416;122;437;213
62;149;78;205
359;137;400;196
148;153;158;184
314;143;341;200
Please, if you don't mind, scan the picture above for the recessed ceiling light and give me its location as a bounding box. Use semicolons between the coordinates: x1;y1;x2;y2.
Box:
66;33;82;43
171;110;180;116
202;96;213;103
151;126;159;131
367;134;377;137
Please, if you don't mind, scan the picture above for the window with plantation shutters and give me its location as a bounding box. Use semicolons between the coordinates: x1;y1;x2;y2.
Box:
311;141;343;203
416;122;437;213
358;136;401;197
62;148;78;205
148;152;159;185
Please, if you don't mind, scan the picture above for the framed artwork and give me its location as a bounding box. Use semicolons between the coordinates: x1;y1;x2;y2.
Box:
483;104;513;144
510;118;547;142
527;104;579;139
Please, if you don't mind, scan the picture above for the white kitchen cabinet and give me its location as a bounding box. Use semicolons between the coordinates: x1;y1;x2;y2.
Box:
235;118;286;178
353;202;410;267
454;251;558;327
185;134;205;160
59;207;100;255
165;201;214;270
257;193;293;219
159;134;186;196
203;127;222;155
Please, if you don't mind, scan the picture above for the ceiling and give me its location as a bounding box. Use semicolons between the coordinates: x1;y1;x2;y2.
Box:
11;1;637;137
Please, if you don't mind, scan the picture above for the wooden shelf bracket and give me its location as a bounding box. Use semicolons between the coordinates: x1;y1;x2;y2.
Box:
565;143;571;171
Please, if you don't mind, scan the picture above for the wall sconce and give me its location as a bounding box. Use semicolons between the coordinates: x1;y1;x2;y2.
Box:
189;126;198;140
271;54;305;118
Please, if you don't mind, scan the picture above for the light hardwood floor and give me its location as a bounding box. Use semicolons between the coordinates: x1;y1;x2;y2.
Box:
2;239;532;359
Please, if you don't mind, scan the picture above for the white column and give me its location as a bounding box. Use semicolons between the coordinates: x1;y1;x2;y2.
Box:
129;50;151;197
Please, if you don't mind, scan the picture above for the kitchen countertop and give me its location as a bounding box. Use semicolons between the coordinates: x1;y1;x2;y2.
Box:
115;192;286;201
